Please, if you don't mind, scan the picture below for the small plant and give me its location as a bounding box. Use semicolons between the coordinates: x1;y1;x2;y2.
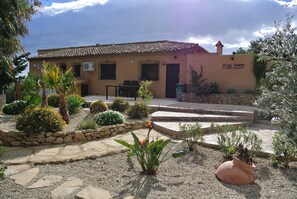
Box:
111;97;130;112
77;120;99;130
234;143;253;165
212;124;262;160
0;147;4;179
244;89;257;95
226;88;237;94
90;100;108;114
179;123;204;152
137;80;153;102
22;73;42;107
94;110;125;126
66;94;85;115
2;100;26;115
16;107;66;134
47;94;60;107
115;122;186;175
270;132;297;167
127;100;150;119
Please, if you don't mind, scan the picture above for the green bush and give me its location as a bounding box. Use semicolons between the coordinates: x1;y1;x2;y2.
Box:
244;89;258;95
111;97;130;112
127;100;150;119
66;94;85;115
77;120;98;130
226;88;237;94
16;107;66;133
0;147;4;179
47;94;60;107
93;110;125;126
2;100;26;115
179;123;204;152
270;132;297;167
90;100;108;114
137;80;153;101
211;124;262;160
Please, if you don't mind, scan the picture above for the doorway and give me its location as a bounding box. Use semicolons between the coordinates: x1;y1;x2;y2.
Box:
166;64;180;98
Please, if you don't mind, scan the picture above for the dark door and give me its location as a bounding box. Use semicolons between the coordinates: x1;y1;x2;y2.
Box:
73;64;81;77
81;84;88;97
166;64;180;98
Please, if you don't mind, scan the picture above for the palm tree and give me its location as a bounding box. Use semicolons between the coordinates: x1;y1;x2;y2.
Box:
42;62;77;124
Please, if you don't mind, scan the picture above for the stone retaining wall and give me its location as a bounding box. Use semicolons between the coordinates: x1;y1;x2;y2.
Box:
0;95;6;113
0;121;147;146
182;93;257;106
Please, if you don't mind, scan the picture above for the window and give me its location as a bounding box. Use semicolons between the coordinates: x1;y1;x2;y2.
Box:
141;63;159;80
60;63;66;73
100;64;116;79
73;64;81;77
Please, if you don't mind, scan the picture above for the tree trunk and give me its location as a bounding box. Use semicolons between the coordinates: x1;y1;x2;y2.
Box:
59;93;69;124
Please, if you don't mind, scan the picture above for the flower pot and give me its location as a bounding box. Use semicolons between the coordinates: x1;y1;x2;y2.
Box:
215;156;256;185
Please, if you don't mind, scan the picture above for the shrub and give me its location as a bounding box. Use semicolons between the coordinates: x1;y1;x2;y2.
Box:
90;100;108;114
94;110;125;126
16;107;66;133
2;100;26;115
212;124;262;160
226;88;237;94
244;89;258;95
195;82;220;95
111;97;130;112
47;94;60;107
0;147;4;179
77;120;98;130
270;132;297;167
66;94;85;115
179;123;204;152
127;100;150;119
137;80;153;102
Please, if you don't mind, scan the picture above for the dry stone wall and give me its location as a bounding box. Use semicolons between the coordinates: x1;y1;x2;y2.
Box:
0;121;147;146
182;93;257;106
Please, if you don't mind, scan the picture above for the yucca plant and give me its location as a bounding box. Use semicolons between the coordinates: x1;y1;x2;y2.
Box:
42;62;77;124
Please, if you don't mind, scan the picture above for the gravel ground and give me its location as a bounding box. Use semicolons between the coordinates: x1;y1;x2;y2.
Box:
1;145;297;199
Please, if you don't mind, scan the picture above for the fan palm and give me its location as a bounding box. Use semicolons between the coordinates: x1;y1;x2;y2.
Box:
42;62;77;124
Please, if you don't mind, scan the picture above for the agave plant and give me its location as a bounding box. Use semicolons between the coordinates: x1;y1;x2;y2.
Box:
42;62;77;124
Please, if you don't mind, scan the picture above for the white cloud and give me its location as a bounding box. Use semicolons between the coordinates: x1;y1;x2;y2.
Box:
224;38;250;48
253;26;276;37
42;0;109;15
273;0;297;7
187;35;216;45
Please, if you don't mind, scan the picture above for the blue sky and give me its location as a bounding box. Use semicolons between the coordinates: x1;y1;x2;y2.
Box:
22;0;297;58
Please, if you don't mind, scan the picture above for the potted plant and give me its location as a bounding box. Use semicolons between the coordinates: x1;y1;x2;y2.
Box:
215;144;256;185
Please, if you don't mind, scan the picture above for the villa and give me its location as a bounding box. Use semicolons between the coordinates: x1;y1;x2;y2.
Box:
28;40;255;98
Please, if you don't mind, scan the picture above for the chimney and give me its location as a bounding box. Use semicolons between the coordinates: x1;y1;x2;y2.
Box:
215;41;224;55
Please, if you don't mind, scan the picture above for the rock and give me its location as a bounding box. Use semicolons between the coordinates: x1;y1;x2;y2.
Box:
10;168;39;186
45;136;56;143
11;141;21;146
37;134;45;140
28;175;63;189
51;177;83;198
74;132;86;142
4;164;31;176
46;132;53;137
76;185;111;199
53;131;66;138
64;134;73;143
54;137;64;144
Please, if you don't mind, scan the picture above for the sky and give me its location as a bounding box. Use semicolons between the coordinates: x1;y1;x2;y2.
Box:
22;0;297;59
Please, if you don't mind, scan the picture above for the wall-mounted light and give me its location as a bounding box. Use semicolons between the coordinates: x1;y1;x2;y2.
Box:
33;63;40;69
174;55;177;59
230;55;234;60
162;61;166;65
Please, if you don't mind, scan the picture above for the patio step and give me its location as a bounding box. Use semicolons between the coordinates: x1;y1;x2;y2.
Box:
151;111;248;123
153;121;249;138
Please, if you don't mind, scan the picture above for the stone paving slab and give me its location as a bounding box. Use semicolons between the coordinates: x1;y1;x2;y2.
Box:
76;185;111;199
4;164;31;176
51;177;83;198
9;167;39;186
28;175;63;189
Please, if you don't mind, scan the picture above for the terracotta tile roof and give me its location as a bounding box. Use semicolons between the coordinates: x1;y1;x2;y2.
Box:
30;40;208;59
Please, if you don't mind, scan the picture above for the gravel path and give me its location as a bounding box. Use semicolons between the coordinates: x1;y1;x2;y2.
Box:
1;145;297;199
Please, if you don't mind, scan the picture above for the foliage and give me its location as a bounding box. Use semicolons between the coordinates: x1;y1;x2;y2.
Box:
47;94;60;107
114;122;186;175
270;132;297;167
226;88;237;94
66;94;85;115
93;110;125;126
42;62;77;124
256;15;297;146
90;100;108;114
253;55;267;86
195;82;220;95
0;0;41;88
77;120;98;130
244;89;259;95
234;143;253;165
16;107;65;134
127;100;150;119
179;123;204;152
212;124;262;160
22;73;41;107
111;97;130;112
2;100;26;115
137;80;153;102
0;147;4;179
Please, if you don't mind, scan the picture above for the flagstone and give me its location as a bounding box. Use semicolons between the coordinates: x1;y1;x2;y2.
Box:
4;164;31;176
76;185;111;199
9;168;39;186
51;177;83;198
28;175;63;189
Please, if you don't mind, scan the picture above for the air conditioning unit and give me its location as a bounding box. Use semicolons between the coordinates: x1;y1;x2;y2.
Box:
83;62;95;71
